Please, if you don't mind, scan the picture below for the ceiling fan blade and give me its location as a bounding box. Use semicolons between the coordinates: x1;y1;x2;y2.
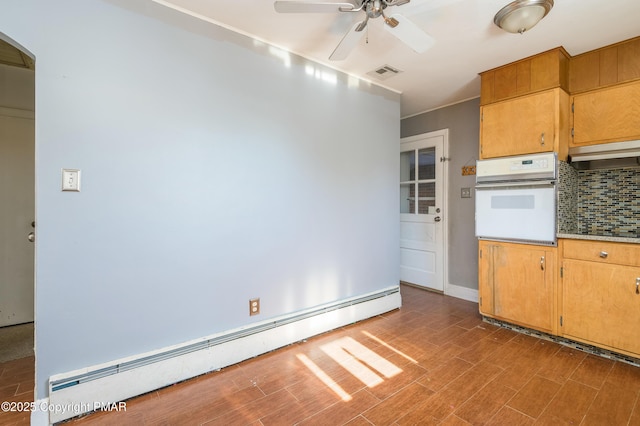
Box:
384;14;435;53
274;1;355;13
329;21;365;61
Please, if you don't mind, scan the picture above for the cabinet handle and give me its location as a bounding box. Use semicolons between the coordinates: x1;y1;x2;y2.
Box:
540;132;545;146
636;278;639;295
599;251;608;258
540;256;545;271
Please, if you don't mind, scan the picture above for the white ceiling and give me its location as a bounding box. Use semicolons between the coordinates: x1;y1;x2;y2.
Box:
154;0;640;118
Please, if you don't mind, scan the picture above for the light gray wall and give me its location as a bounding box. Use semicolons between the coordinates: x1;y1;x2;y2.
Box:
0;0;400;399
401;99;480;291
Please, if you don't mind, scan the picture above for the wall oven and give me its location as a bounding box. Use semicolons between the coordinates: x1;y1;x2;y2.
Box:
475;153;557;246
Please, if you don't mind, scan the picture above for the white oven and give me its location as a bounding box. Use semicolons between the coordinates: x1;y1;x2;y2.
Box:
475;153;557;246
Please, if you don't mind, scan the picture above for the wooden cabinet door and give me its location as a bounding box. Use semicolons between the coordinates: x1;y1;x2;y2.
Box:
479;242;556;333
478;241;494;316
562;259;640;357
480;90;556;158
571;80;640;146
492;244;556;334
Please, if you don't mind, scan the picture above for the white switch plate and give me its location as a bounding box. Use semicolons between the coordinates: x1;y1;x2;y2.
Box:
62;169;81;192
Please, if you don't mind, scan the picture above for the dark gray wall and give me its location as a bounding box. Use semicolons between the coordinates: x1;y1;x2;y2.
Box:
1;0;400;399
401;98;480;291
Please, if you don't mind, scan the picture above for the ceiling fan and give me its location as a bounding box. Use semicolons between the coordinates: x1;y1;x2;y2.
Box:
273;0;435;61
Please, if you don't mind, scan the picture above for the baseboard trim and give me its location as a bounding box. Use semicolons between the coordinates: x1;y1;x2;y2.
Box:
46;286;401;424
445;283;478;303
30;399;49;426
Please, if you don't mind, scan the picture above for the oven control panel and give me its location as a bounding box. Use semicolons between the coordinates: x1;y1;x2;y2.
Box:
509;157;549;171
476;152;556;182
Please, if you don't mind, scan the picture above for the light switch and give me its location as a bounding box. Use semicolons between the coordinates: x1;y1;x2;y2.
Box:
62;169;81;192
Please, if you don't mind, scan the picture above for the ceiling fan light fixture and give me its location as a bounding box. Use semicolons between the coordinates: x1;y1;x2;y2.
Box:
494;0;554;34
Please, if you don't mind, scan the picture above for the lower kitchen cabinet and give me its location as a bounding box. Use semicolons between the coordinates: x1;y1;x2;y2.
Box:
561;239;640;358
479;240;557;334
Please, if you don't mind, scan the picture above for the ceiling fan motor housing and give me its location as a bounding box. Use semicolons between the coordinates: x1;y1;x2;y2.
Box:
365;0;386;18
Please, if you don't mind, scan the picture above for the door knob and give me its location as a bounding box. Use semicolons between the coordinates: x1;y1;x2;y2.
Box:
434;216;441;222
27;232;35;243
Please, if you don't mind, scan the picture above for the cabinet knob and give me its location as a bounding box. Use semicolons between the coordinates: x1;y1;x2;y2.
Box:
636;278;639;295
540;256;545;271
540;132;545;146
599;251;608;258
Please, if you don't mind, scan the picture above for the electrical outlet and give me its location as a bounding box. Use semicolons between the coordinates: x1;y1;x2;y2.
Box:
249;298;260;316
461;187;472;198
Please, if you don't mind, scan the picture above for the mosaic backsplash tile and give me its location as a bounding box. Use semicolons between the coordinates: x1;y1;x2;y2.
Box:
557;161;578;234
575;167;640;238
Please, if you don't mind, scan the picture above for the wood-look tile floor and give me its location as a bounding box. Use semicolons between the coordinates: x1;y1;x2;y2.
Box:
2;284;640;425
0;355;34;426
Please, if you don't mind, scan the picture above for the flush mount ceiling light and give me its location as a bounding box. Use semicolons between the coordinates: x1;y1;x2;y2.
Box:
494;0;554;34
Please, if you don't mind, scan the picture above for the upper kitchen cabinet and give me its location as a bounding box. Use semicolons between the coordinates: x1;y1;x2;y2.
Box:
479;48;570;159
569;36;640;93
570;79;640;147
480;48;570;105
480;88;569;159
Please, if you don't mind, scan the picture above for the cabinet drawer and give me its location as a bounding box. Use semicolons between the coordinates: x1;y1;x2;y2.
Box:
563;239;640;267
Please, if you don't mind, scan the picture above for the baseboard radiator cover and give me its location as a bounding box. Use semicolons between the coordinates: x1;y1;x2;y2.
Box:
47;286;401;424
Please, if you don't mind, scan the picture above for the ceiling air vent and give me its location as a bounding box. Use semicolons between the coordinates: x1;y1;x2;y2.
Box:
366;64;403;81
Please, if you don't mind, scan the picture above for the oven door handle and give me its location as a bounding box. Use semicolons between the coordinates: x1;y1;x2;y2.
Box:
476;180;555;190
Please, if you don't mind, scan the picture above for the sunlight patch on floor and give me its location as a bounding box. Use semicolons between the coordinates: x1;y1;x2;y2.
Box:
296;353;353;402
298;334;405;401
361;330;418;364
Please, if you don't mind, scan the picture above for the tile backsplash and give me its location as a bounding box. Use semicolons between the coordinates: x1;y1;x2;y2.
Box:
558;161;640;238
557;161;579;234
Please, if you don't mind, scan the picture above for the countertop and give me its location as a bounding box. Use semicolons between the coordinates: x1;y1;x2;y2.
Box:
557;233;640;244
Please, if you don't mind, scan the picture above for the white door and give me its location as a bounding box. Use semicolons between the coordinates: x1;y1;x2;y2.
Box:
400;130;447;292
0;111;35;327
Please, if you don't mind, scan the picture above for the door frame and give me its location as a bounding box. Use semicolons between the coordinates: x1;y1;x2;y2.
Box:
399;128;449;294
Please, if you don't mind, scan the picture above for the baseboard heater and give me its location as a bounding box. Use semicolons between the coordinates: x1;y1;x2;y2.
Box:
47;285;401;424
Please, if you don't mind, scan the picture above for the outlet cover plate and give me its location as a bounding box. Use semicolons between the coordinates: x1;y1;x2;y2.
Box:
249;298;260;316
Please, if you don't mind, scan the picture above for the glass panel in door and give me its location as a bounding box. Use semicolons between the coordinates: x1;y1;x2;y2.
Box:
418;147;435;180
